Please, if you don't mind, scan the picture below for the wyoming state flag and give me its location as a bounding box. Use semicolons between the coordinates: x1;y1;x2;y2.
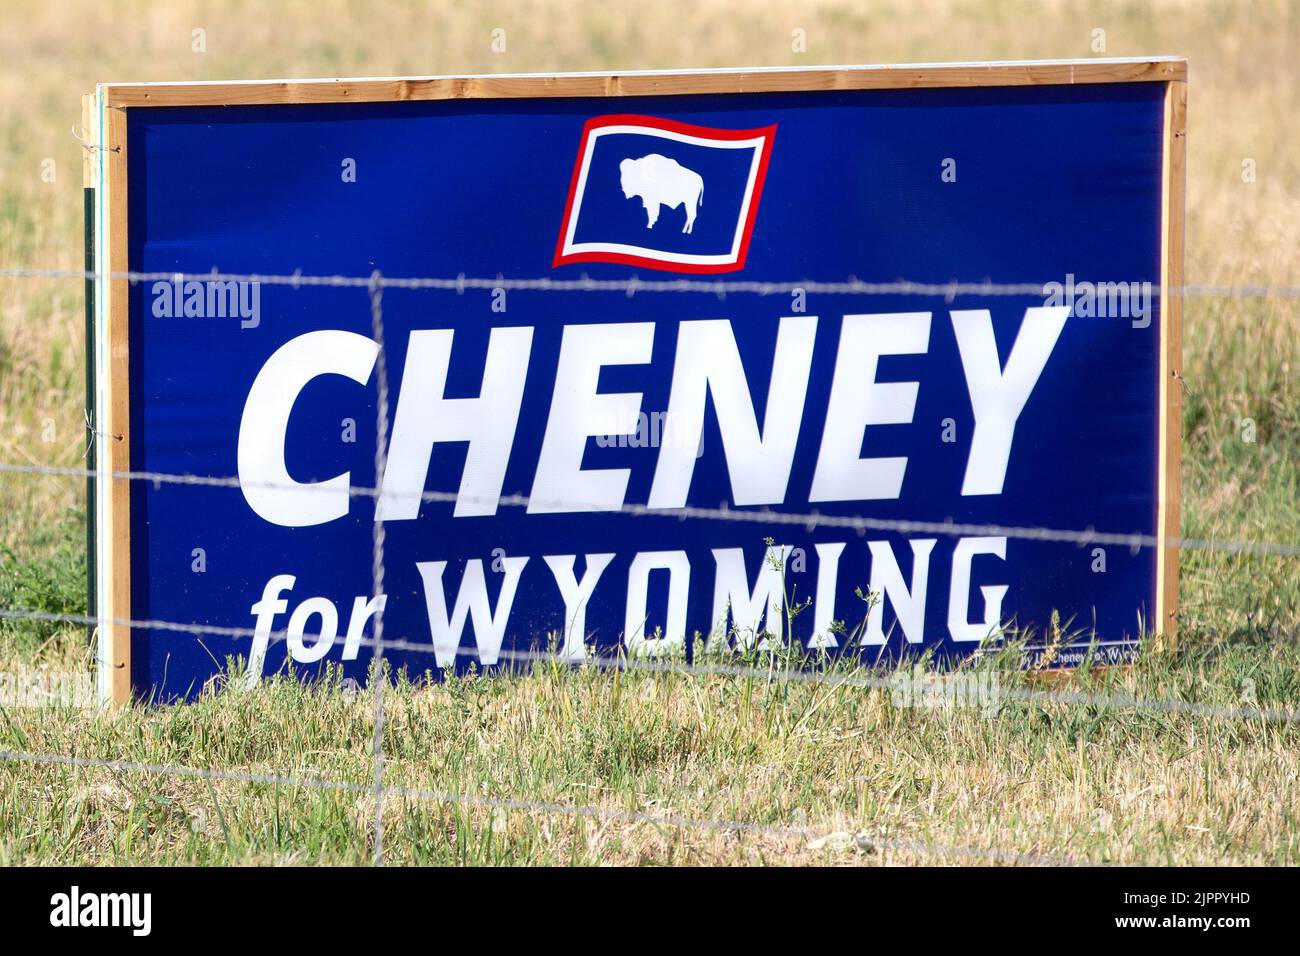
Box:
554;115;776;273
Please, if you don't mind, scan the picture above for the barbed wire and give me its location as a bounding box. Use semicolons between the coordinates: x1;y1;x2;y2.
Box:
0;747;1076;865
367;272;390;864
2;266;1300;299
2;605;1296;724
2;461;1298;558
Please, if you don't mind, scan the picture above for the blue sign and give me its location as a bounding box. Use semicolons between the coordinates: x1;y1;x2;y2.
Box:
114;74;1171;700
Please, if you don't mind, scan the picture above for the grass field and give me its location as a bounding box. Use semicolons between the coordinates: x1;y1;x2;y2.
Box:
1;0;1297;865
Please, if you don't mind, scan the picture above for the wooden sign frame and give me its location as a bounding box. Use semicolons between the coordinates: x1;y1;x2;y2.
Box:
87;58;1186;705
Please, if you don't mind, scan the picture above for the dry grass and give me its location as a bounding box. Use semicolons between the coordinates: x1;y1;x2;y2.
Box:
4;640;1299;865
0;0;1297;865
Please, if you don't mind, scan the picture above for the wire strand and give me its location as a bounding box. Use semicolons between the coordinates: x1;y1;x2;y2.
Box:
3;266;1300;298
2;461;1296;558
0;748;1079;865
2;606;1296;724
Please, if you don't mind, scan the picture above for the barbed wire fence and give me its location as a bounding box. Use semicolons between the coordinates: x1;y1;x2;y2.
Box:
6;266;1300;298
1;265;1298;864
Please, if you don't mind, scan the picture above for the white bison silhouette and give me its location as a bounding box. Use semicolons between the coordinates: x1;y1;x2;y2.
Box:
619;154;704;234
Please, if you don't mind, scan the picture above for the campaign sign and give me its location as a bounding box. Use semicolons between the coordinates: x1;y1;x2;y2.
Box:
92;63;1184;702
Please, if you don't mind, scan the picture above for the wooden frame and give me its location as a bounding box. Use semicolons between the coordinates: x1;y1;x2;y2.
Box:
88;58;1186;705
1155;77;1188;648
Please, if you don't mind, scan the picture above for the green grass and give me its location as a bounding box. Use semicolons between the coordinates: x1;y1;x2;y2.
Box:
2;636;1298;865
1179;296;1300;647
0;511;85;650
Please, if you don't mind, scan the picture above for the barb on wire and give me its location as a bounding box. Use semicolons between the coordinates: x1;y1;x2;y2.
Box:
2;606;1297;725
368;269;390;865
0;748;1076;865
69;126;119;155
1;461;1297;558
3;266;1300;299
